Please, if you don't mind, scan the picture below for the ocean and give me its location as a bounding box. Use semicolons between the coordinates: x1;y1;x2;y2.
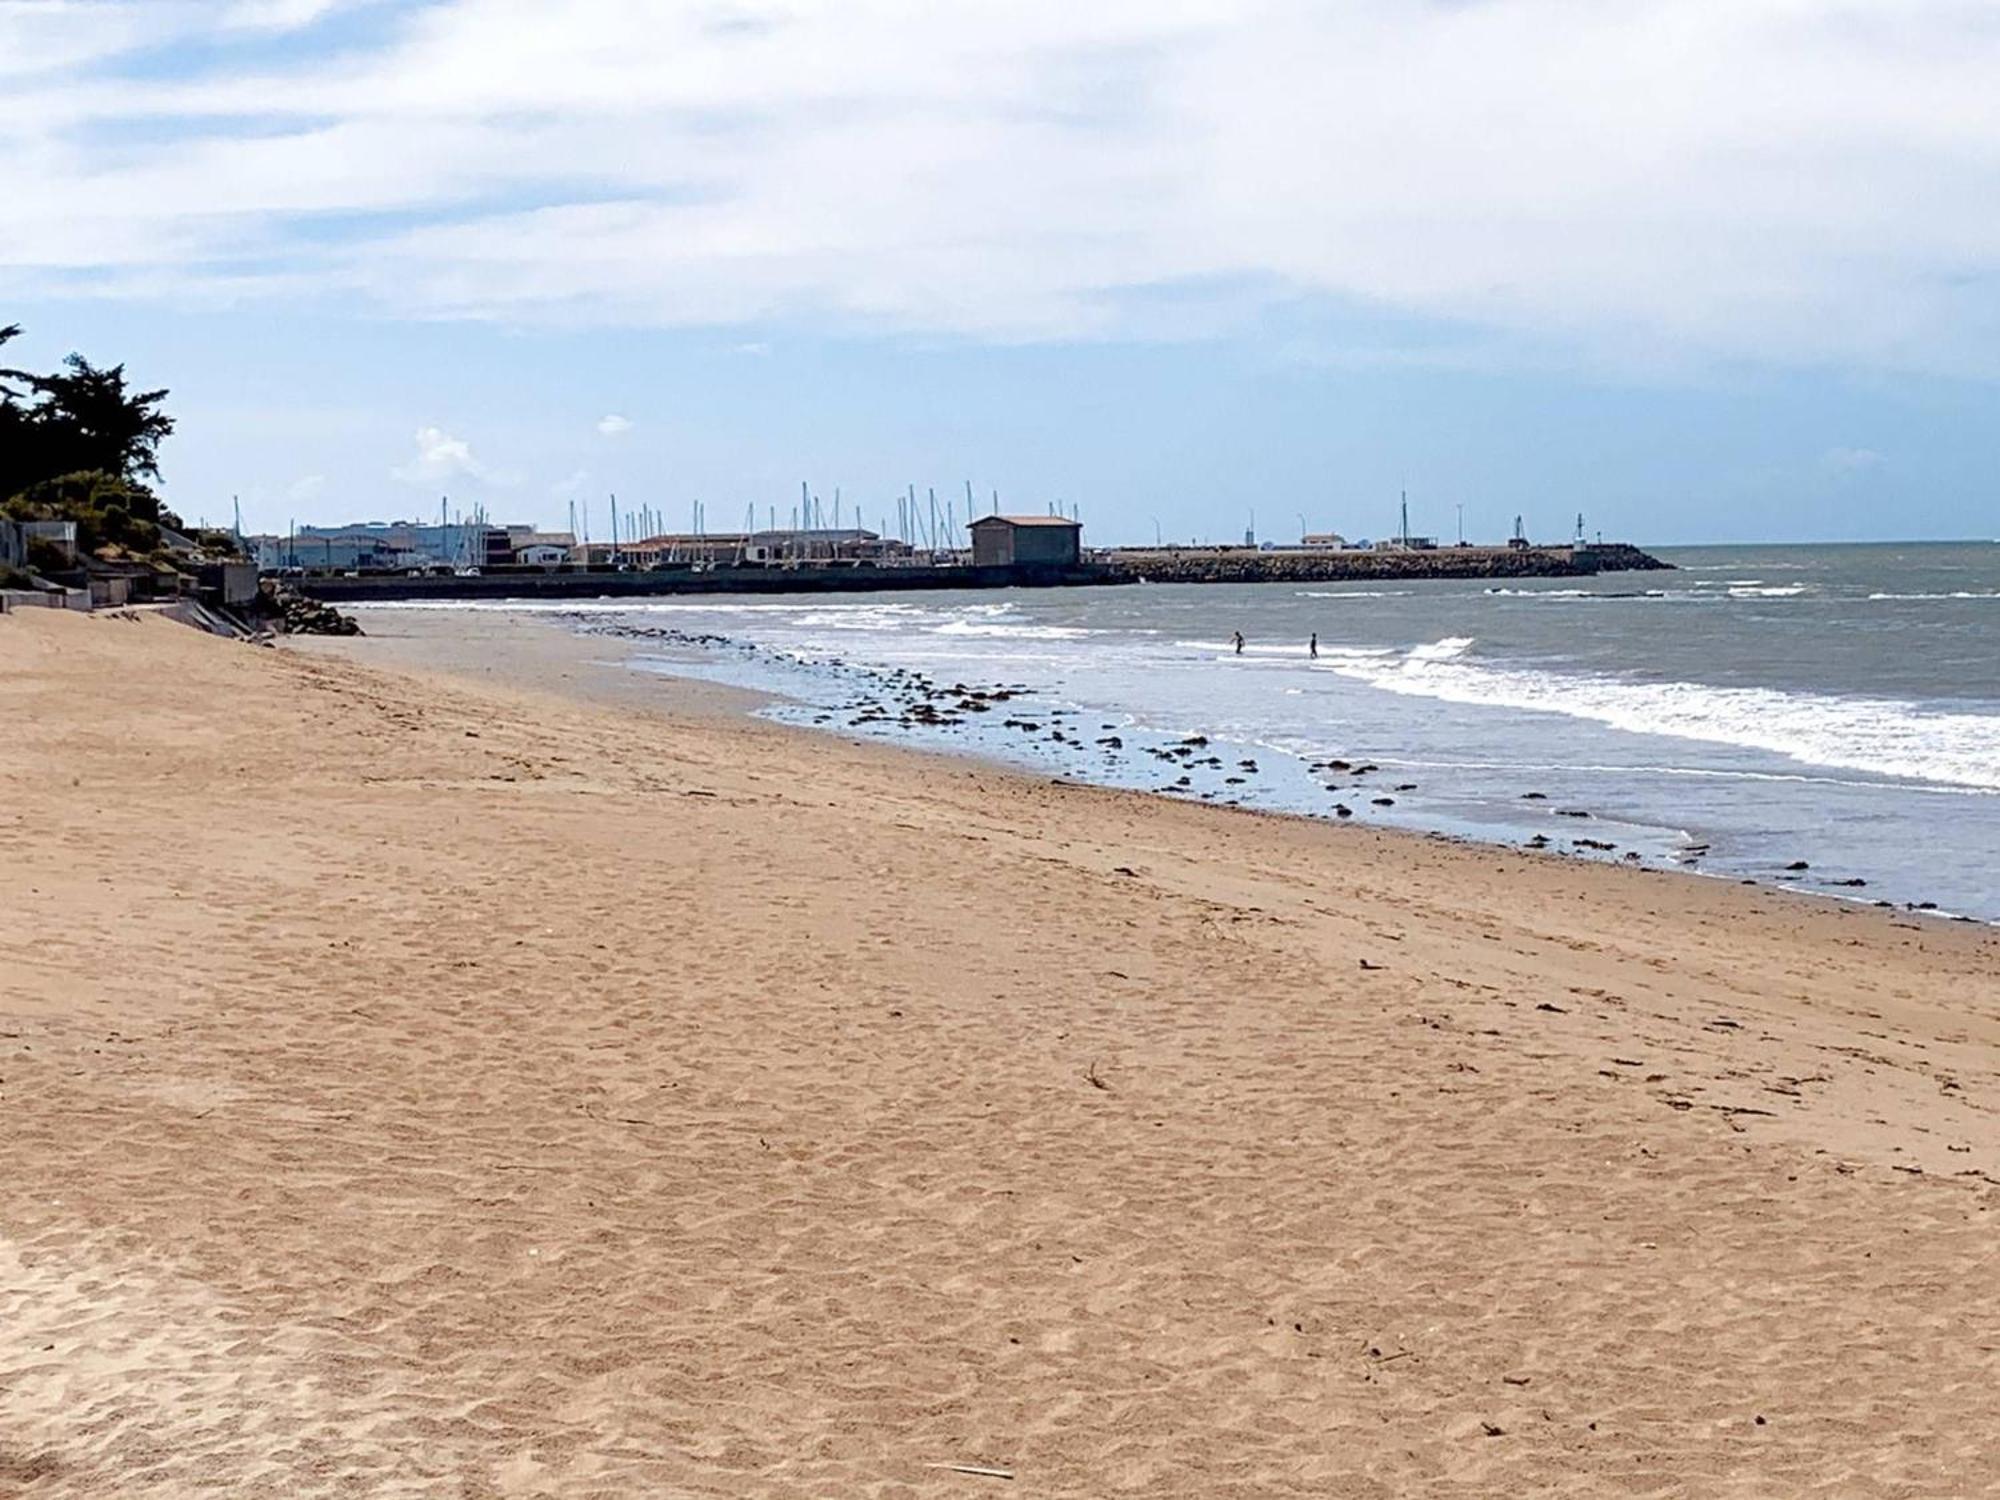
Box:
396;541;2000;921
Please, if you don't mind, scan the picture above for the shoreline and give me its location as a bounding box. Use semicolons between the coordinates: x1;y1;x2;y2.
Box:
7;605;1998;1495
282;607;2000;1177
345;603;1997;927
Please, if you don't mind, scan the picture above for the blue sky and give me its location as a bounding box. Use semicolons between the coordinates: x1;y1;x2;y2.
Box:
5;0;1998;545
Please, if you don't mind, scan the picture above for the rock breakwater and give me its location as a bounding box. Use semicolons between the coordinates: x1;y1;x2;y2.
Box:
1101;543;1667;584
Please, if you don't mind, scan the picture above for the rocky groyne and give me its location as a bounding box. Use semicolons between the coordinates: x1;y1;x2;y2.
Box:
252;578;363;634
1587;543;1673;572
1099;543;1669;585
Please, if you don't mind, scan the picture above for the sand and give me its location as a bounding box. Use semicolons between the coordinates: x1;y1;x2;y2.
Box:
2;604;1996;1497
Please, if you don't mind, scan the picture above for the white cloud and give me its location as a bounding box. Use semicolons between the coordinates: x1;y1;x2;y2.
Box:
286;472;327;501
0;3;164;80
392;425;486;484
220;0;361;31
550;467;590;497
9;3;2000;373
595;413;632;437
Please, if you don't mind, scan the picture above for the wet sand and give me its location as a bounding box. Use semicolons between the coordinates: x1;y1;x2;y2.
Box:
3;605;1997;1496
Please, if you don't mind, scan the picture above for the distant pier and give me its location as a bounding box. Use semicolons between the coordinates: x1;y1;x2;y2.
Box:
290;543;1668;603
1098;542;1667;585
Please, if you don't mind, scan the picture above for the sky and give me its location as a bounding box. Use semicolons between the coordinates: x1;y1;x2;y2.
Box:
4;0;1999;545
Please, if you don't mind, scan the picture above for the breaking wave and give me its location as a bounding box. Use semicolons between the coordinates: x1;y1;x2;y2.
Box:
932;619;1092;640
1324;637;2000;791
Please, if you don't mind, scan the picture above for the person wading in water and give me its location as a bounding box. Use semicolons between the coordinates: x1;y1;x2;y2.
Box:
1309;632;1319;659
1232;631;1245;655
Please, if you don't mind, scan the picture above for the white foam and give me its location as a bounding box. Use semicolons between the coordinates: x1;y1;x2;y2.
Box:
931;620;1092;639
1867;590;2000;601
793;605;932;630
1407;635;1475;662
1327;638;2000;791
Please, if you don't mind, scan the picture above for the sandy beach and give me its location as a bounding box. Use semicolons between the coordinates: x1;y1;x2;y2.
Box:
4;604;1997;1497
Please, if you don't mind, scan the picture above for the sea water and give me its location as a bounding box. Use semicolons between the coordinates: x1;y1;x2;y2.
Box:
392;542;2000;921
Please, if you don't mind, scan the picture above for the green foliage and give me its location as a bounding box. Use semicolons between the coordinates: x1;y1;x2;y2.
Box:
1;323;209;567
1;322;176;512
4;471;165;557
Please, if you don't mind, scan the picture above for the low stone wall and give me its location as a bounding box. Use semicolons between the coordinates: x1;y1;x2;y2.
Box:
0;587;91;613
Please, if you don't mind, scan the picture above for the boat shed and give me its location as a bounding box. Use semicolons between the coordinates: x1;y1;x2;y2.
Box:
968;515;1082;569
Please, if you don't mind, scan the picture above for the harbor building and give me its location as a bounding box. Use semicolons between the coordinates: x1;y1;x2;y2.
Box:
968;515;1083;568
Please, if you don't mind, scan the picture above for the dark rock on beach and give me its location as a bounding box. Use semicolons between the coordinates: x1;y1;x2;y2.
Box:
254;579;361;636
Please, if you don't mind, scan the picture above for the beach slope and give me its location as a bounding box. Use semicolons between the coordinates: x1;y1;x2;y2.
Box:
2;608;1995;1497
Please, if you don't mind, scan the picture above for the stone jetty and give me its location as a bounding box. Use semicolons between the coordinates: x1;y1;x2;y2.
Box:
293;543;1669;604
1098;542;1667;585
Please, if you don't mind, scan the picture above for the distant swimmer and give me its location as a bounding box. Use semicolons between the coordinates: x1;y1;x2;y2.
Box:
1232;631;1245;655
1309;632;1319;659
